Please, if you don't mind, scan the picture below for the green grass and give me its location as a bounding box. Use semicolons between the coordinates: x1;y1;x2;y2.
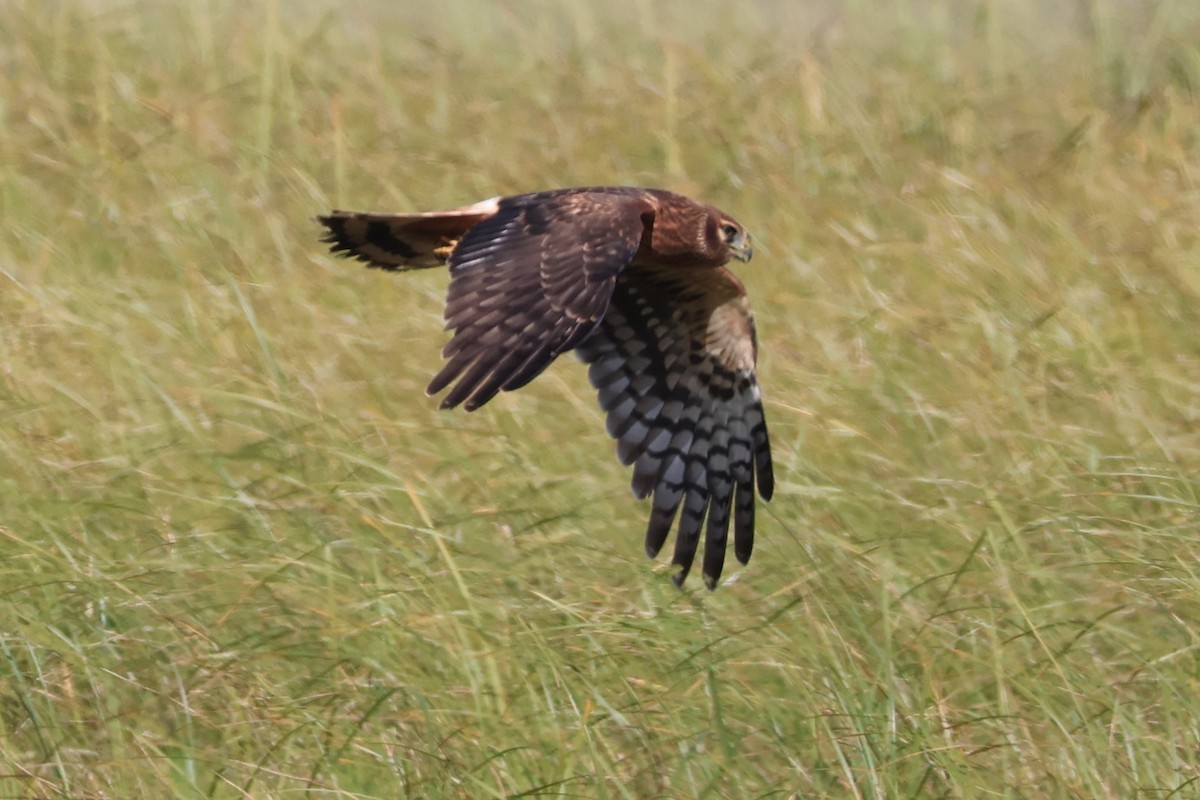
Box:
2;0;1200;797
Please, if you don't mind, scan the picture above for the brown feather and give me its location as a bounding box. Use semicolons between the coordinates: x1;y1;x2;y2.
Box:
315;186;770;589
315;198;500;270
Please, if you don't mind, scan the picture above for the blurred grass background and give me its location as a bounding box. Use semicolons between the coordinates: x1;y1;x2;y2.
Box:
2;0;1199;797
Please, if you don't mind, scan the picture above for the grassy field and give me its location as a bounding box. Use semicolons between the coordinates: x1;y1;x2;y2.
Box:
2;1;1200;797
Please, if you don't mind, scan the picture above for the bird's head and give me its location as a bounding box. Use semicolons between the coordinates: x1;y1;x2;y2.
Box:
717;217;753;263
648;193;754;268
701;209;752;265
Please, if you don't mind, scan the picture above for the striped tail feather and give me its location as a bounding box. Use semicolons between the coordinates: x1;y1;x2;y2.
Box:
316;197;500;271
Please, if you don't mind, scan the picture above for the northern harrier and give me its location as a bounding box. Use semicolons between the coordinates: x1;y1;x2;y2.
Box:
316;186;773;589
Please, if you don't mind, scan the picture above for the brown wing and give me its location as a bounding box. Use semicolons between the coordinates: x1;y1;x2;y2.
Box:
428;188;656;411
316;198;501;270
575;266;774;590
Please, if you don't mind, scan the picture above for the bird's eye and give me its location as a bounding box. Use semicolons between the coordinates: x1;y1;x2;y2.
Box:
720;223;739;240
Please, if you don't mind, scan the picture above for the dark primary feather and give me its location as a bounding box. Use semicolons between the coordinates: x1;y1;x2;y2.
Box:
575;266;773;589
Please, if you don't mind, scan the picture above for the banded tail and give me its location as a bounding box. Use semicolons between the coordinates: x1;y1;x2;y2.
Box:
316;197;500;271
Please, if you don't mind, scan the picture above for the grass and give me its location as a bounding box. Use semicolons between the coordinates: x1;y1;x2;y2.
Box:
2;0;1200;797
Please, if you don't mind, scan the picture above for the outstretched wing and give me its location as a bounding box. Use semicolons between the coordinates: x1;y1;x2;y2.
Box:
429;188;656;411
576;266;774;589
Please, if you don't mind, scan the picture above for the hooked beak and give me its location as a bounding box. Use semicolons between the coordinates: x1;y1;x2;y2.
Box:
732;239;753;263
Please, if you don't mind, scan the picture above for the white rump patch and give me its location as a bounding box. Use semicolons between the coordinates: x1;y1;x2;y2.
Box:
425;197;501;217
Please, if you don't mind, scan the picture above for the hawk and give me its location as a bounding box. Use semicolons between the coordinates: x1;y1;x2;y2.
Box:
316;186;773;589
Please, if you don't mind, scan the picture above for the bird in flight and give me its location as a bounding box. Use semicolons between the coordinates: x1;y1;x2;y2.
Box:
316;186;773;589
